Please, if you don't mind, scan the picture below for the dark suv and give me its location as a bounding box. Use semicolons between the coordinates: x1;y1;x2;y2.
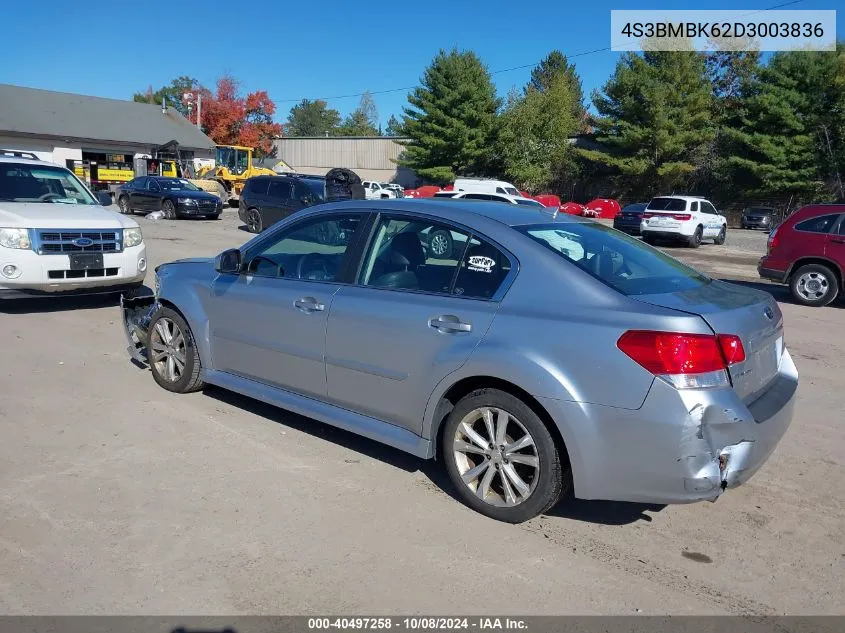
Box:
238;174;326;233
741;207;775;230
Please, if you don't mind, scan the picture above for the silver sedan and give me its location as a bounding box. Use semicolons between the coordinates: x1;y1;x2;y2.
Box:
122;200;798;523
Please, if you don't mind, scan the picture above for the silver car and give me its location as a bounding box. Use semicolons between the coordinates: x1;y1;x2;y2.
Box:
122;200;798;523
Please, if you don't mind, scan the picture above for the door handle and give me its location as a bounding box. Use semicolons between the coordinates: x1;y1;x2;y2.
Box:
294;296;325;313
428;315;472;333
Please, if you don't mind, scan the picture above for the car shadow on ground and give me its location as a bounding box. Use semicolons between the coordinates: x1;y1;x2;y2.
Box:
0;293;122;314
202;386;663;526
719;277;845;310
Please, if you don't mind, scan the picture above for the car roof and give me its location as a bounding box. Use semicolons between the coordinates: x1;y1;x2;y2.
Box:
0;155;59;168
649;195;709;202
314;198;589;229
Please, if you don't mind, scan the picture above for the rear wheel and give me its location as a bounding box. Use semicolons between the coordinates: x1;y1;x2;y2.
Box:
713;225;727;245
148;307;205;393
162;200;177;220
687;226;703;248
441;388;569;523
789;264;839;307
642;233;655;245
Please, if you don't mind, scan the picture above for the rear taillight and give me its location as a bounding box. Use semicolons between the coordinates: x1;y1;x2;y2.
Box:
642;212;653;219
617;330;746;389
672;213;692;221
767;225;781;254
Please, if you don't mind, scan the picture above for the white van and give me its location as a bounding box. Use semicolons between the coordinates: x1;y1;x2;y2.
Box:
453;177;520;197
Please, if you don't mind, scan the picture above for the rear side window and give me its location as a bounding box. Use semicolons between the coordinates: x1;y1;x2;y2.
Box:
690;201;699;212
647;197;687;211
268;179;292;200
519;222;710;296
795;214;839;234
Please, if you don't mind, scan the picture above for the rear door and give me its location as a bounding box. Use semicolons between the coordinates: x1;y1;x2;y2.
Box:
324;214;512;434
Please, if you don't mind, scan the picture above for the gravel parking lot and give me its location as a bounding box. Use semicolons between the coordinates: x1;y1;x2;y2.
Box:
1;211;842;615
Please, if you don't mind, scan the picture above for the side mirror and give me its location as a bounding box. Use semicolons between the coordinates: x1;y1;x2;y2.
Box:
96;191;113;206
215;248;242;274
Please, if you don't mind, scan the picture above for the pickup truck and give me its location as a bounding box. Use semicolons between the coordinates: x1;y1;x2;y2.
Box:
362;181;398;199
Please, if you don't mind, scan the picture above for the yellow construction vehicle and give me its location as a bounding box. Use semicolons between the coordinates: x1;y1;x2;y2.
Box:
194;145;277;205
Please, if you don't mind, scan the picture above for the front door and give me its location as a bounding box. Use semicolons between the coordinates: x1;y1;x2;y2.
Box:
325;214;513;433
206;212;367;398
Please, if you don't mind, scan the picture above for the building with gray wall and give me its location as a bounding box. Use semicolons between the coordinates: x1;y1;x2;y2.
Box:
273;136;418;187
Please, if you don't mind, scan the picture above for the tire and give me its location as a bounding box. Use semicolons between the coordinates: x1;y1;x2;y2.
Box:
148;306;205;393
713;225;726;245
208;213;221;220
118;195;132;214
642;233;655;245
687;226;703;248
441;388;570;523
789;264;839;307
246;208;263;234
162;200;177;220
428;229;453;259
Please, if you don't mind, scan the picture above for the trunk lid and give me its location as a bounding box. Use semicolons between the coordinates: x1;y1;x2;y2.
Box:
633;280;783;402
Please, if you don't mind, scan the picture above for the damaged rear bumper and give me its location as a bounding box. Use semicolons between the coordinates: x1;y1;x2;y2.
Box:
120;292;158;365
538;349;798;505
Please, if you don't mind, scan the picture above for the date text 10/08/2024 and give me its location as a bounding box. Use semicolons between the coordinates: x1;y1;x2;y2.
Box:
308;618;528;630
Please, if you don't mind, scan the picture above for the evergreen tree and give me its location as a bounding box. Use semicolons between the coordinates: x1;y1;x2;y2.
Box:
285;99;341;137
527;50;585;128
384;115;403;136
398;49;500;183
723;49;842;200
580;49;714;198
499;74;581;193
334;92;379;136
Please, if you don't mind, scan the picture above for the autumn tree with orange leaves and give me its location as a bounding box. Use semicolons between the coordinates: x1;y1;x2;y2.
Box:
197;75;282;157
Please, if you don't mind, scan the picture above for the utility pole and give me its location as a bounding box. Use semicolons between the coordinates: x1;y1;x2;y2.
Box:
196;93;202;129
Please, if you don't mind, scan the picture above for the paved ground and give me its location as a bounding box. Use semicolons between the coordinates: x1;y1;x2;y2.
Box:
0;211;842;615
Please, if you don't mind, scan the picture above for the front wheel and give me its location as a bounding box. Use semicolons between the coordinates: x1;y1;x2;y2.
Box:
713;225;726;245
148;307;205;393
162;200;177;220
118;196;131;214
441;388;570;523
246;208;263;233
687;226;703;248
789;264;839;307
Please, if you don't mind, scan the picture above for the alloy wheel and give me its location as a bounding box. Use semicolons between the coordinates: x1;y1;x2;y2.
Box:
430;233;449;257
796;271;830;302
453;407;540;507
247;209;262;233
163;201;176;220
150;317;187;383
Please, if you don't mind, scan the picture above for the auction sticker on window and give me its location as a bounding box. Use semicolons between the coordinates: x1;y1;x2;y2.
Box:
610;10;836;51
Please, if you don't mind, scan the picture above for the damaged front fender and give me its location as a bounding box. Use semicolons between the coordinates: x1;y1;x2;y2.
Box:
120;292;158;365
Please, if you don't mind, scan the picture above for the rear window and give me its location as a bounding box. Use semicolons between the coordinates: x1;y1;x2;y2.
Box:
647;197;687;211
519;222;710;296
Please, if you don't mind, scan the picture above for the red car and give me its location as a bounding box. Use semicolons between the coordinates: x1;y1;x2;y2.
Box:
758;204;845;307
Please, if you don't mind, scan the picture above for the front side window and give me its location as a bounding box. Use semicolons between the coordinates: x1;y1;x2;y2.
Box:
0;163;98;205
268;180;293;200
691;201;699;212
246;214;363;280
520;221;710;296
359;216;510;299
249;178;269;195
795;214;839;234
704;202;718;215
496;187;506;194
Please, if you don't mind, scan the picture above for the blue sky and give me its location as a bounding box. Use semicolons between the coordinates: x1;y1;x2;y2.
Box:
1;0;841;128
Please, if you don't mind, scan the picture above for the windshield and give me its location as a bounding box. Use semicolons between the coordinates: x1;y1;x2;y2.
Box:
216;147;249;175
622;203;648;212
518;221;710;296
0;163;99;205
515;198;544;207
156;178;200;192
647;197;688;211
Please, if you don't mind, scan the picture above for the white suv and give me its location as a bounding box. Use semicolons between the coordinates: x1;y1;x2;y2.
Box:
640;196;727;248
0;153;147;299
